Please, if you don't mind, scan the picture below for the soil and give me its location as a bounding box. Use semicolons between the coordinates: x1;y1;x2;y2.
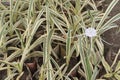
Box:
0;0;120;80
103;0;120;66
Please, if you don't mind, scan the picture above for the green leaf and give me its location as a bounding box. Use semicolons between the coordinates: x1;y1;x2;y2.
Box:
66;29;72;65
97;0;119;29
4;73;18;80
51;16;66;35
78;37;92;80
114;74;120;80
43;29;54;80
104;73;113;78
102;57;111;73
98;13;120;34
102;13;120;28
5;49;22;62
91;67;99;80
115;61;120;72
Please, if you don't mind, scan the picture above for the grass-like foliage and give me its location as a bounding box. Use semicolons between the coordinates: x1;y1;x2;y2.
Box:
0;0;120;80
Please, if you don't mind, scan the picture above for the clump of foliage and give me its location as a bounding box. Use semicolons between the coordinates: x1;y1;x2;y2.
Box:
0;0;120;80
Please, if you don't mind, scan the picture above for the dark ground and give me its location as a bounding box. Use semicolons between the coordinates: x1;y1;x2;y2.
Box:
103;0;120;65
0;0;120;80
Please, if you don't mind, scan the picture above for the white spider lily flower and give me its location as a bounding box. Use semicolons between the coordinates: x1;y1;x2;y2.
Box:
85;28;97;37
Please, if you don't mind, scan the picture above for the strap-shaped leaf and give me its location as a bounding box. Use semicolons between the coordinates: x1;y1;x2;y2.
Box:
97;0;119;29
